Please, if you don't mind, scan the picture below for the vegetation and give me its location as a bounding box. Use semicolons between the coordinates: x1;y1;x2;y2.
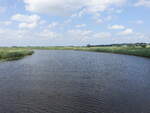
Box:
76;46;150;58
30;43;150;58
0;48;34;61
0;43;150;62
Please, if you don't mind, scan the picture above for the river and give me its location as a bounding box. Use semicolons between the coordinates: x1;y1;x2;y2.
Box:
0;50;150;113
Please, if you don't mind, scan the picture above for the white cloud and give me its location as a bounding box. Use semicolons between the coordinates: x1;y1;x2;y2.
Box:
67;29;111;39
12;14;40;23
23;0;126;16
19;22;37;29
0;29;5;34
48;22;59;29
11;14;41;29
106;15;114;21
38;29;61;38
136;20;144;24
0;28;62;46
24;0;85;15
39;20;46;25
93;32;111;38
0;21;12;26
93;14;114;24
134;0;150;7
68;29;92;38
75;24;86;28
64;19;72;24
0;27;149;46
66;29;112;45
132;20;144;24
117;28;134;35
85;0;125;13
92;13;104;24
109;25;125;30
96;19;103;24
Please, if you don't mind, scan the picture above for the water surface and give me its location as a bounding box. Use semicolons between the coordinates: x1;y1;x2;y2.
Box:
0;50;150;113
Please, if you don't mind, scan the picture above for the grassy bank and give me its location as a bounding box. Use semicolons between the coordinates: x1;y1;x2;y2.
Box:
0;45;149;61
75;46;150;58
0;48;34;61
31;46;150;58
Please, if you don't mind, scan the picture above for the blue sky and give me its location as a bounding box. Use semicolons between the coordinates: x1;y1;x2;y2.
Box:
0;0;150;46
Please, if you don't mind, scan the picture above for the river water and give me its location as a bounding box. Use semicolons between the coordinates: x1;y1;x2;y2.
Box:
0;50;150;113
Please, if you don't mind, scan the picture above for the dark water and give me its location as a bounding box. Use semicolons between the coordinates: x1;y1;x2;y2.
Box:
0;50;150;113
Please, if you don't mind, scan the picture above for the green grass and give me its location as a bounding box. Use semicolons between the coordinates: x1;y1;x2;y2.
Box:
0;45;150;61
0;48;34;61
30;46;150;58
75;46;150;58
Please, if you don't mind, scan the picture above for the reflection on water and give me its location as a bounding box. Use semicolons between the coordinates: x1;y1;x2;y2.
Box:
0;50;150;113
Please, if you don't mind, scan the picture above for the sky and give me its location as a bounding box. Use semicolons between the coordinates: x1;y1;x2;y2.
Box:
0;0;150;46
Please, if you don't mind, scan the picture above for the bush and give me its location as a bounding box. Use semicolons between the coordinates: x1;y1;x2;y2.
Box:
141;44;147;48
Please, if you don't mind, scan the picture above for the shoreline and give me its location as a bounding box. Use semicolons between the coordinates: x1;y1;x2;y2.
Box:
0;46;150;61
0;49;34;61
31;46;150;59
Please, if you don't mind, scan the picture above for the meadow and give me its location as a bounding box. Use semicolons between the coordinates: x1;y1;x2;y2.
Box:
0;48;34;61
0;44;150;61
75;46;150;58
31;44;150;58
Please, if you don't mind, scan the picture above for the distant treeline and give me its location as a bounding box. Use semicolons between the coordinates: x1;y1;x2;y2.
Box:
1;43;149;48
86;43;150;48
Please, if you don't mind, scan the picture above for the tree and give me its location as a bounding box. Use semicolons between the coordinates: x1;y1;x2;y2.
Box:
86;44;91;47
141;44;147;48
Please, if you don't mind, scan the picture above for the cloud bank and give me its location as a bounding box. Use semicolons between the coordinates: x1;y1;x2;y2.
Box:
24;0;126;16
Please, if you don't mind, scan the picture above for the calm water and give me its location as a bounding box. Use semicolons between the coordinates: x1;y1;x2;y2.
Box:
0;50;150;113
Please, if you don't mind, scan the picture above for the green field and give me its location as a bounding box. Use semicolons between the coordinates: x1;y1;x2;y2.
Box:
0;48;34;61
75;46;150;58
0;45;150;62
31;45;150;58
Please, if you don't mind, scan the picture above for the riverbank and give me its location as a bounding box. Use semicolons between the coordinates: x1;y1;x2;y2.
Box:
0;48;34;61
31;46;150;58
76;46;150;58
0;45;149;61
